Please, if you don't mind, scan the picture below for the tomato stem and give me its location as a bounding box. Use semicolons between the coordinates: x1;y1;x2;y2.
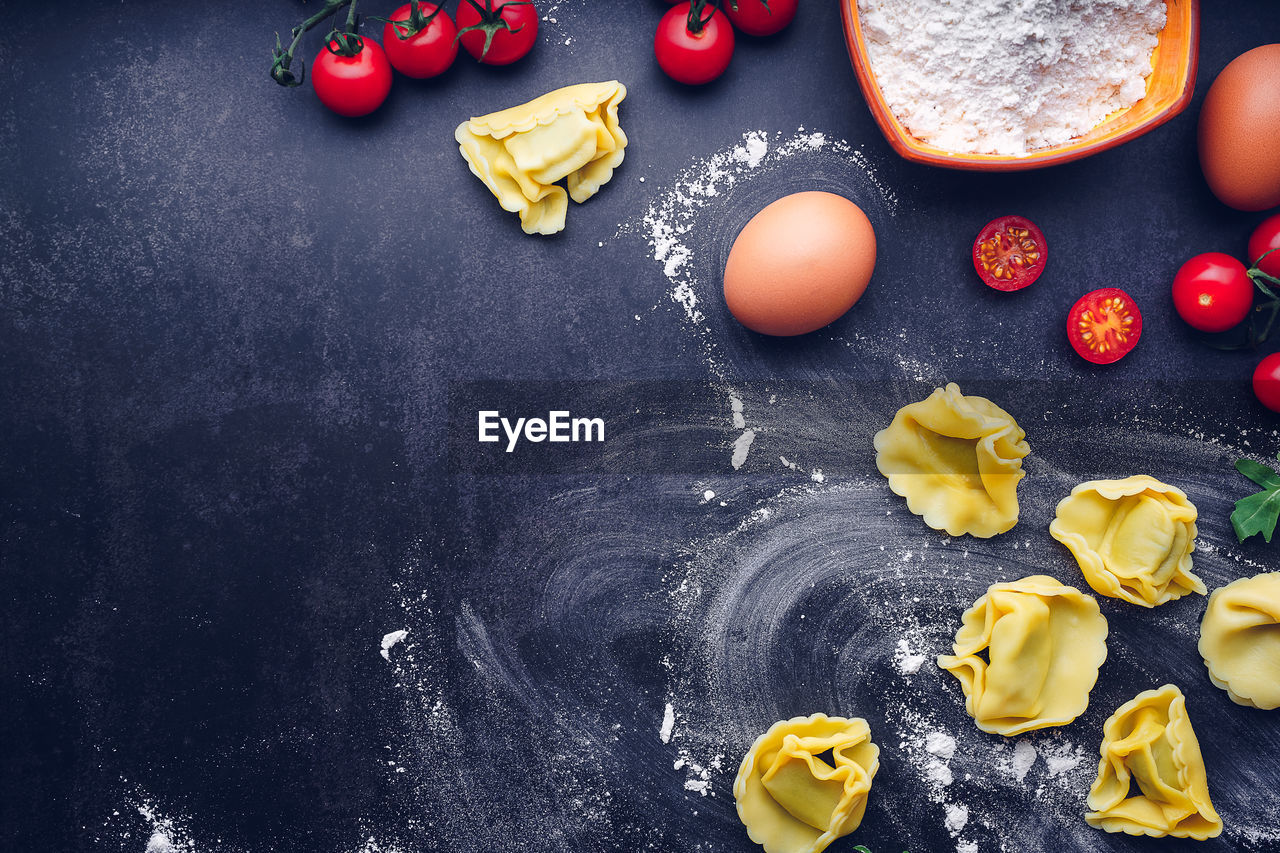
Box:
455;0;533;60
686;0;718;34
371;1;445;40
270;0;352;86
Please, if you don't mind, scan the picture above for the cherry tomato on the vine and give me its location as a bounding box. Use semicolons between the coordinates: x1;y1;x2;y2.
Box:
456;0;538;66
383;3;458;78
655;2;735;85
1254;353;1280;413
723;0;797;37
972;215;1047;292
1171;252;1254;333
1249;213;1280;280
1067;288;1143;364
312;37;393;117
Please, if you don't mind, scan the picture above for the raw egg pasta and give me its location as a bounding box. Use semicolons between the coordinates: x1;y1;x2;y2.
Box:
733;714;879;853
1049;475;1204;608
455;81;627;235
1085;684;1222;840
1199;572;1280;710
938;575;1108;736
874;383;1029;538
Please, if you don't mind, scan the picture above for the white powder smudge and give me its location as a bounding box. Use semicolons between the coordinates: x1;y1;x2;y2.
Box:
925;731;957;762
701;489;716;503
731;430;756;470
673;750;724;797
956;842;978;853
1007;740;1038;782
810;469;825;483
733;131;769;168
944;803;969;834
895;637;927;674
729;393;756;470
379;629;409;661
135;799;195;853
1040;742;1086;778
660;702;675;743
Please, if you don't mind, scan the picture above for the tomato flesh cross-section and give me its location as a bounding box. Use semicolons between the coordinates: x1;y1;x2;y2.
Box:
1068;288;1143;364
973;215;1047;291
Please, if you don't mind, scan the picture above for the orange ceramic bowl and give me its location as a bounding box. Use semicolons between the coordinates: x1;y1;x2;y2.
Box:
840;0;1200;171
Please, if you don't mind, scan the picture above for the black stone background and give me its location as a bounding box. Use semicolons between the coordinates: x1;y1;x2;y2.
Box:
3;1;1280;852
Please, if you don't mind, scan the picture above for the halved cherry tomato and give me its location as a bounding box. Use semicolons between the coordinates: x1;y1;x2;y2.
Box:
312;37;393;117
973;215;1047;292
1254;353;1280;412
1171;252;1254;333
655;2;735;86
724;0;797;36
1067;288;1143;364
1249;213;1280;279
382;3;458;78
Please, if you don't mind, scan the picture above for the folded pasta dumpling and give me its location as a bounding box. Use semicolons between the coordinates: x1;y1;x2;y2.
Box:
733;714;879;853
455;81;628;235
938;575;1108;736
1050;475;1204;608
874;383;1029;538
1085;684;1222;839
1199;572;1280;710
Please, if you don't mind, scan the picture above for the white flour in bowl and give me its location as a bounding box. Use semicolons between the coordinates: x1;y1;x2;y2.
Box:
858;0;1167;156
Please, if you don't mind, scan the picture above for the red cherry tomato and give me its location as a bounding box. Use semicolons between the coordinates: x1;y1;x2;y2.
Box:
1254;353;1280;412
456;0;538;65
1171;252;1254;333
1248;213;1280;279
655;3;735;86
382;3;458;78
972;215;1047;292
312;37;393;117
1067;288;1143;364
724;0;797;36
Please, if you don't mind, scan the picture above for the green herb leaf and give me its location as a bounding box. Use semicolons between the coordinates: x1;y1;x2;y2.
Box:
1232;487;1280;543
1236;457;1280;490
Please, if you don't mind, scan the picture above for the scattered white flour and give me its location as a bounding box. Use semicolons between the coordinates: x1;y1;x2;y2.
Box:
660;702;675;743
673;750;724;797
728;393;756;470
894;637;927;675
925;731;957;762
944;803;970;835
1005;740;1038;782
379;629;409;661
731;430;756;470
1040;741;1087;778
859;0;1167;156
701;489;716;503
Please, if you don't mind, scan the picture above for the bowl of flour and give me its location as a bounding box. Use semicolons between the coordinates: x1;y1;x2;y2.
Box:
841;0;1199;170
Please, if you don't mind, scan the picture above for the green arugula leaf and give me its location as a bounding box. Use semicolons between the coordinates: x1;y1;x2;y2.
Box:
1235;457;1280;491
1232;487;1280;543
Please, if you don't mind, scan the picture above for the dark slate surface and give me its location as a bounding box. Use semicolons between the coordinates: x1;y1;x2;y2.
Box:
3;1;1280;852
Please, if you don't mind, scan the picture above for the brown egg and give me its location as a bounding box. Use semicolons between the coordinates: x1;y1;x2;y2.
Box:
1199;44;1280;211
723;191;876;336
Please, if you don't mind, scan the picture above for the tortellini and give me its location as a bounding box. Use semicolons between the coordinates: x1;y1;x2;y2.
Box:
1085;684;1222;840
938;575;1109;736
733;714;879;853
874;383;1029;538
1199;572;1280;710
455;81;628;235
1049;475;1205;608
